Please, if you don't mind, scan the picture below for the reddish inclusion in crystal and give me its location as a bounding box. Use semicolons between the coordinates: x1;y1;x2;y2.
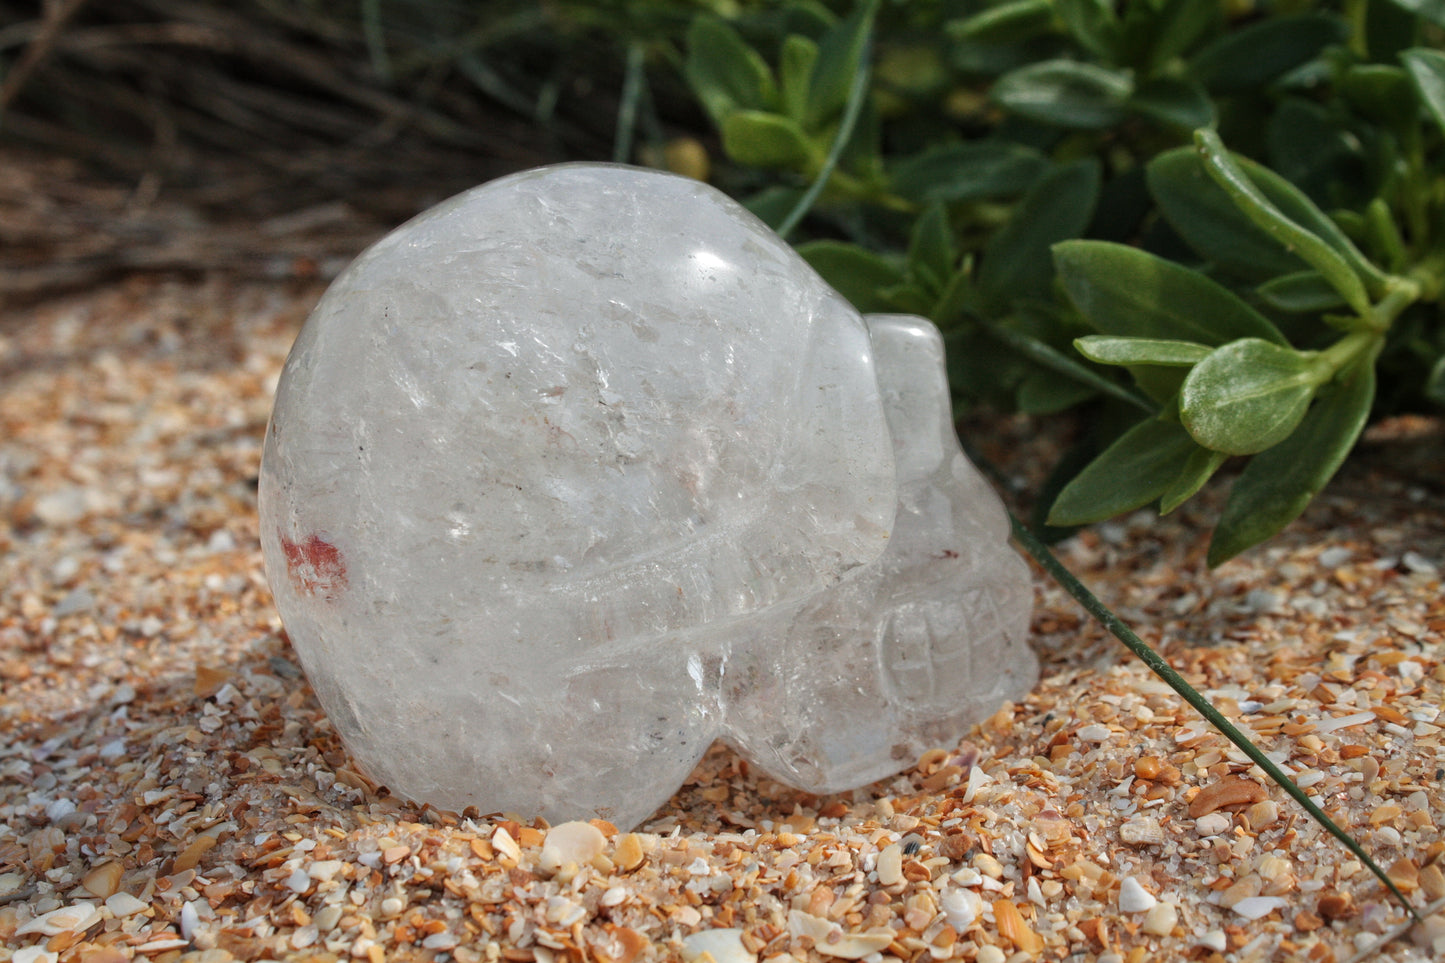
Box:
279;531;348;599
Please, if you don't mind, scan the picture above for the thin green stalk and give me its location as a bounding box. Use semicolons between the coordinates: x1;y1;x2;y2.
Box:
1009;514;1423;924
973;319;1156;413
1365;197;1407;275
1371;276;1423;332
361;0;392;85
613;42;646;165
776;1;878;240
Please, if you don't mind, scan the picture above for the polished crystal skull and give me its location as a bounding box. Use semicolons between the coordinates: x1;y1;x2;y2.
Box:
259;164;1036;829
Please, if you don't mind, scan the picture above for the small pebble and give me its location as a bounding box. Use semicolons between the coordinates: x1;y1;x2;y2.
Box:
0;873;23;899
15;901;102;937
314;904;344;931
180;900;201;940
539;820;607;874
491;826;521;862
285;868;310;893
876;843;904;886
81;861;123;899
1119;817;1164;847
1077;724;1111;743
13;948;58;963
1403;551;1438;575
1194;812;1231;836
422;931;458;950
1197;930;1227;951
34;488;87;525
975;946;1006;963
1119;876;1157;913
308;859;344;882
614;832;646;871
1410;912;1445;953
680;928;755;963
1142;901;1178;936
52;589;94;617
940;888;980;929
105;892;148;916
973;852;1004;878
1231;896;1288;920
1244;799;1279;831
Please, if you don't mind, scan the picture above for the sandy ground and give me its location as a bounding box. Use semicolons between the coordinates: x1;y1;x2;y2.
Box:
1;275;1443;963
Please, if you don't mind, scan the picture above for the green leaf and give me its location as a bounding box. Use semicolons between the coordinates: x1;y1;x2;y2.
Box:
907;203;955;293
1180;339;1321;455
977;159;1100;313
1160;447;1228;514
1054;240;1288;345
1128;78;1214;131
1257;271;1348;313
1189;13;1346;94
1234;157;1380;282
991;60;1134;129
1151;144;1386;291
1016;370;1098;414
1208;361;1376;565
1388;0;1445;30
982;316;1152;411
931;269;976;327
1075;335;1211;367
1401;48;1445;135
890;142;1047;204
947;0;1054;44
720;110;814;168
805;1;875;129
1194;129;1378;314
1266;98;1368;206
1054;0;1120;61
877;283;934;316
1366;0;1420;59
1047;418;1200;525
796;240;902;313
1340;64;1419;131
779;34;820;122
743;185;805;226
1141;0;1223;74
684;16;777;126
1147;148;1308;281
1128;364;1190;405
1427;354;1445;406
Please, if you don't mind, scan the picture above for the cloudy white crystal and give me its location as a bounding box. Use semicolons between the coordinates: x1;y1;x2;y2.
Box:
258;163;1035;829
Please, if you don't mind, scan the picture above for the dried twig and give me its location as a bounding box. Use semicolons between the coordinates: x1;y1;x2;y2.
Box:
0;0;90;112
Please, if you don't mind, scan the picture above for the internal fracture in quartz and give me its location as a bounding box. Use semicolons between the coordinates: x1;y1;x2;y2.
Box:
258;164;1037;830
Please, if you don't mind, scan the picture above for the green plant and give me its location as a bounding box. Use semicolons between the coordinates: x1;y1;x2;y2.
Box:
670;2;1442;924
677;0;1444;566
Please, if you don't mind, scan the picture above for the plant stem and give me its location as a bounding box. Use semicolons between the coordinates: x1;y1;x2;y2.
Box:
613;42;646;165
776;0;879;239
1371;276;1423;332
1008;514;1423;924
973;319;1155;413
1311;330;1378;383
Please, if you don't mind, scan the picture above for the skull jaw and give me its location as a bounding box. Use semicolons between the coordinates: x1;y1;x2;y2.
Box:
717;315;1036;794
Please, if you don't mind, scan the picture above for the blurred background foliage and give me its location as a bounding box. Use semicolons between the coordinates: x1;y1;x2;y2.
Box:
3;0;1442;562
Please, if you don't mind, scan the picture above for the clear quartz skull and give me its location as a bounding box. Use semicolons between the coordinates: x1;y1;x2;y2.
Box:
259;164;1036;829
